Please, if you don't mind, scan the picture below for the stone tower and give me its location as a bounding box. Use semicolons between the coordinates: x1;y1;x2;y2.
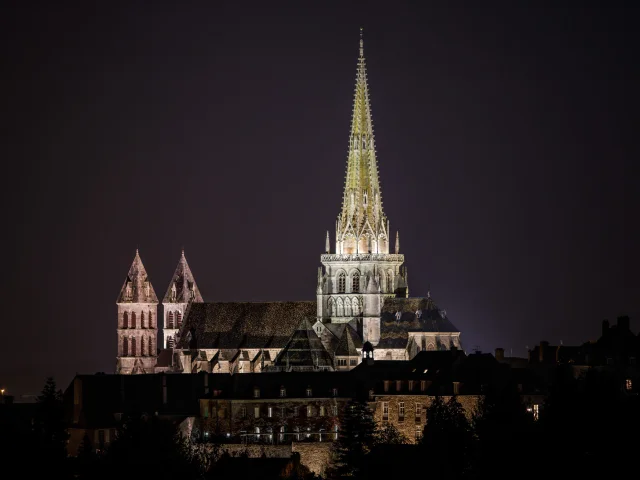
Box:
317;29;408;345
162;249;203;348
116;250;159;374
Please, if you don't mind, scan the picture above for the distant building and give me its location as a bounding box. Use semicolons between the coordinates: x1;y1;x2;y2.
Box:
114;31;462;376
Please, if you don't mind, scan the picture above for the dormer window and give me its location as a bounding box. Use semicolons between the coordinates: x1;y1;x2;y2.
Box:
306;387;312;397
280;386;286;398
332;388;338;397
384;380;389;392
253;387;260;399
420;380;426;392
408;380;414;391
396;380;402;391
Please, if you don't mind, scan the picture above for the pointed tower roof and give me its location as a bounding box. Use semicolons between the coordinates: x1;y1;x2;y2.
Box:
163;249;203;304
273;318;334;369
117;250;158;303
337;28;388;243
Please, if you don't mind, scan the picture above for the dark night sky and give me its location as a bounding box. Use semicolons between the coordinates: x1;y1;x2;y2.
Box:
2;1;639;397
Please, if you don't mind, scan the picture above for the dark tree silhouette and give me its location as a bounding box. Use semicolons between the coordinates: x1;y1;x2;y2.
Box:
327;399;376;479
420;396;474;478
374;422;408;445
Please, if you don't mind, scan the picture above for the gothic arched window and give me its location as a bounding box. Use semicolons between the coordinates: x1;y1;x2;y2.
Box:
149;336;154;355
148;311;153;328
352;297;360;316
337;298;344;317
131;336;137;356
327;298;335;316
168;311;174;329
177;312;183;328
141;311;146;329
337;273;346;294
387;270;393;293
344;297;352;317
131;312;137;329
141;336;146;356
123;311;129;329
351;272;360;293
123;336;129;356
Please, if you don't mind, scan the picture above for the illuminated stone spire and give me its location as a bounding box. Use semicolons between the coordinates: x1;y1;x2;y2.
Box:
336;28;389;255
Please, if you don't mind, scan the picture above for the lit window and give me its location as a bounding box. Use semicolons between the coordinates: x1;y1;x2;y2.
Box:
533;404;539;421
331;405;337;416
306;387;312;397
255;427;260;441
626;379;633;391
240;406;246;418
396;380;402;391
408;380;414;391
254;406;260;418
307;406;312;417
415;426;422;442
253;388;260;398
415;403;422;421
382;402;389;421
280;406;286;418
399;402;405;421
384;381;390;392
420;380;426;392
320;406;325;416
268;406;273;418
293;406;299;417
280;386;286;397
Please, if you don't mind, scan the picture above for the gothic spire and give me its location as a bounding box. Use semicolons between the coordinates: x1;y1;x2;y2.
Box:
336;28;389;254
117;249;158;303
163;249;203;304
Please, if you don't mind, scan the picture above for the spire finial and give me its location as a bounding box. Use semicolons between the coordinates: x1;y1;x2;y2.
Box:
395;231;400;254
359;27;364;57
135;247;139;256
181;246;185;257
325;230;330;254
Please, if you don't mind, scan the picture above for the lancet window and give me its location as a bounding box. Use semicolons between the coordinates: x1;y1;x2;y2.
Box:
351;272;360;293
337;272;346;293
352;297;360;316
131;312;137;329
336;298;344;317
168;312;174;329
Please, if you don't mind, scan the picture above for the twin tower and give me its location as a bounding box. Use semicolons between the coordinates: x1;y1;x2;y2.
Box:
115;30;413;374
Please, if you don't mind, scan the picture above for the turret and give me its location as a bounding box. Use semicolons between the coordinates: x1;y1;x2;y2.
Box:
162;249;203;349
116;249;159;374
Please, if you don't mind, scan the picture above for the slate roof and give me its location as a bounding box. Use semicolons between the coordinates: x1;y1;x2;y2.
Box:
116;250;158;304
176;301;317;350
162;250;204;304
378;296;459;348
335;324;362;356
273;318;335;369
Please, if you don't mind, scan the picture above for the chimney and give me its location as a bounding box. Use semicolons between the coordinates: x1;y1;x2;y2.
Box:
617;316;630;332
495;347;505;362
602;319;610;337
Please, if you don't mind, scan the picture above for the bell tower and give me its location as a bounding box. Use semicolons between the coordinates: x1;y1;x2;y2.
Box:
317;29;408;345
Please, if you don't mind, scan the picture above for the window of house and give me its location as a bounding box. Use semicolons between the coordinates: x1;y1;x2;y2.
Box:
453;382;461;395
148;311;153;328
279;426;285;442
280;406;286;418
332;388;338;397
140;311;146;328
408;380;414;391
123;312;129;328
320;406;325;416
420;380;426;392
334;424;339;440
352;272;360;293
415;426;422;442
167;312;174;329
280;386;286;397
337;358;347;366
349;359;357;366
177;312;183;328
331;405;338;416
203;403;209;418
384;380;390;392
369;389;374;400
399;402;405;421
415;403;422;421
306;387;312;397
240;406;246;418
131;337;136;356
626;379;633;391
254;406;260;418
255;427;260;441
131;312;137;329
253;388;260;398
382;402;389;421
123;337;129;356
268;406;273;418
533;404;539;421
307;406;312;417
396;380;402;391
338;273;346;293
293;406;299;417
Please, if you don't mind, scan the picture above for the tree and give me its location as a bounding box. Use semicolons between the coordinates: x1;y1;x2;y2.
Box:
420;396;474;478
374;422;407;445
327;399;376;478
31;377;70;477
100;415;206;480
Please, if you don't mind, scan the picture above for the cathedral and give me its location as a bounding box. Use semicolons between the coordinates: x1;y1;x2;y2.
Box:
115;32;462;375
